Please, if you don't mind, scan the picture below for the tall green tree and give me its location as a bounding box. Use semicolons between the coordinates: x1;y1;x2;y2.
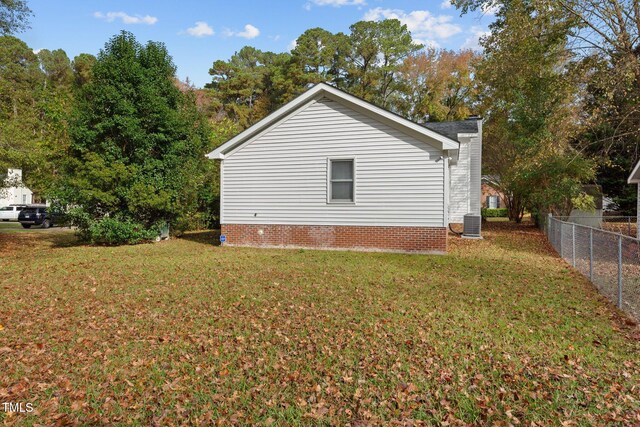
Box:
0;36;41;174
72;53;97;88
467;0;595;222
0;0;32;35
38;48;73;88
0;36;80;197
345;19;422;107
291;27;341;84
207;19;424;128
207;46;273;128
207;46;302;128
60;31;210;240
455;0;639;214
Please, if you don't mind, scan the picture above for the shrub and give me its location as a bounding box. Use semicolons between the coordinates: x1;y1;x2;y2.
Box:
172;211;217;236
482;208;508;218
88;217;158;245
65;206;159;245
65;207;93;241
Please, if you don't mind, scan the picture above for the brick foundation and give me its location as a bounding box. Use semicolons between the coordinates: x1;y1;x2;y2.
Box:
220;224;448;253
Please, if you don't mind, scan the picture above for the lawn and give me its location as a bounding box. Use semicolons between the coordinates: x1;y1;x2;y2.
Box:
0;223;28;233
0;223;638;425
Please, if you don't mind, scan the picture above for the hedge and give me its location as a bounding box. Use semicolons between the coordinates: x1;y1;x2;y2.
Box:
481;208;508;218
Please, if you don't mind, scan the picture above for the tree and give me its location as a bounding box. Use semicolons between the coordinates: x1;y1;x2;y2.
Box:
59;31;210;242
0;0;32;35
467;0;595;222
205;19;425;129
207;46;275;128
454;0;639;214
0;36;79;197
558;0;640;213
291;27;340;84
397;49;479;122
38;49;73;88
0;35;42;187
72;53;97;88
345;19;422;107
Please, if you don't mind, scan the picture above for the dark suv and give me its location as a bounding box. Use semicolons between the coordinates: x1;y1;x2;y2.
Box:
18;205;55;229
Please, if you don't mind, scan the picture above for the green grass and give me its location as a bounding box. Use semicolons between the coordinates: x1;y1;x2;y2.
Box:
0;222;25;232
0;222;60;233
0;223;638;425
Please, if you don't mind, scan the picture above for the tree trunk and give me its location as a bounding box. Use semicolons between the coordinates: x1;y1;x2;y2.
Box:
505;193;525;223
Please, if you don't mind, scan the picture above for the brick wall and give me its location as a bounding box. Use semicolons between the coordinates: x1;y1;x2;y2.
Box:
221;224;448;253
481;183;505;208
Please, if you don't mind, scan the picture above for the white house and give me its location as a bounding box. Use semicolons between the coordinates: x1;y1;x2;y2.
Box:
628;160;640;238
207;83;481;253
0;169;33;207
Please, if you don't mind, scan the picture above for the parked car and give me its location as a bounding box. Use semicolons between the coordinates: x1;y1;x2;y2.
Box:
0;204;28;221
18;205;56;229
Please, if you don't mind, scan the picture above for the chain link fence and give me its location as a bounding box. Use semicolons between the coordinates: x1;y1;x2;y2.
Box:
546;215;640;322
565;215;638;238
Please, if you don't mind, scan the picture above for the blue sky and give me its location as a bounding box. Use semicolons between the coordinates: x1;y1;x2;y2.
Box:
20;0;495;88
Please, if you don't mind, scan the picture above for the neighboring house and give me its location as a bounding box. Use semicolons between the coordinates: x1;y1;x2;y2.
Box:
481;178;505;209
207;83;482;253
568;184;605;228
628;160;640;238
0;169;33;207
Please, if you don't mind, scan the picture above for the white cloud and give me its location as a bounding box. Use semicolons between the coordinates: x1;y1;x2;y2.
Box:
33;48;42;54
288;39;298;51
307;0;366;6
461;26;490;50
184;21;214;37
413;39;440;49
224;24;260;39
94;11;158;25
363;7;462;41
440;0;453;9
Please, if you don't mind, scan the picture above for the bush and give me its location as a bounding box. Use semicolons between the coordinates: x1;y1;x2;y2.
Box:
66;207;158;245
88;217;158;245
482;208;508;218
172;211;218;236
65;207;93;241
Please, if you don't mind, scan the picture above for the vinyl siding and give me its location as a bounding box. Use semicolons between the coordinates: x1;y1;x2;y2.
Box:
468;134;482;216
222;97;446;227
449;137;470;223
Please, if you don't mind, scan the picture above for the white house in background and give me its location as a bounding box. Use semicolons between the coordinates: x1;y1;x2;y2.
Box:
628;160;640;238
0;169;33;207
207;83;482;253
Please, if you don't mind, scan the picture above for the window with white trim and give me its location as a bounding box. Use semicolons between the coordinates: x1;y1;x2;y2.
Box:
329;159;354;203
486;195;500;209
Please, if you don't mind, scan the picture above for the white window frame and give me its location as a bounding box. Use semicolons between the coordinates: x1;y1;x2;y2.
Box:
487;195;499;209
327;157;356;204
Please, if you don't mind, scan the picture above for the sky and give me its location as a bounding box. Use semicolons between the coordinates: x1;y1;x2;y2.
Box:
20;0;495;88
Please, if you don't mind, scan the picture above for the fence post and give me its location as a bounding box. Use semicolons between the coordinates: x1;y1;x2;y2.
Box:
572;224;576;266
559;222;563;258
589;228;593;282
617;235;623;309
